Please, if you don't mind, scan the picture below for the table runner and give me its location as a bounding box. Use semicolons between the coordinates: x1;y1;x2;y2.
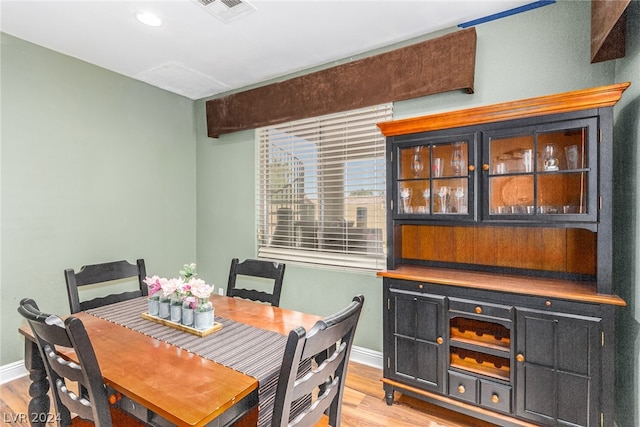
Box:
86;297;287;427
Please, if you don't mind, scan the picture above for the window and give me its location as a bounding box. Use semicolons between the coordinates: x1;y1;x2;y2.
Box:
257;104;392;271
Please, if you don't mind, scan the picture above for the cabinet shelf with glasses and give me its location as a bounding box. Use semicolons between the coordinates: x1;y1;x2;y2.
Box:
395;133;475;220
378;83;629;427
483;117;597;223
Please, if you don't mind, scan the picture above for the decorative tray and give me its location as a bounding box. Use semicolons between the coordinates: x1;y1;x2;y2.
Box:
141;312;222;337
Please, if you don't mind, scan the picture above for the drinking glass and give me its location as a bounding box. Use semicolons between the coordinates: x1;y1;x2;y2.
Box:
423;189;430;213
543;144;559;171
400;188;412;213
432;158;444;177
436;186;449;213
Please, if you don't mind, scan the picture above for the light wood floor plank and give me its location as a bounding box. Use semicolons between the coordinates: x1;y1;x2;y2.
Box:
0;362;495;426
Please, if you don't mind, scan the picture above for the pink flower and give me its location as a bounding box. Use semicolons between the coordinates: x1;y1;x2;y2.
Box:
143;275;162;297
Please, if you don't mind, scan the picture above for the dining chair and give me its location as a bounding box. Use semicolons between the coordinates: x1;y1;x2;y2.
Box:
227;258;286;307
17;298;146;427
271;294;365;427
65;259;147;314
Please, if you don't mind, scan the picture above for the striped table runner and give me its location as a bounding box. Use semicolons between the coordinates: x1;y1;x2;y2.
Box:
85;297;287;427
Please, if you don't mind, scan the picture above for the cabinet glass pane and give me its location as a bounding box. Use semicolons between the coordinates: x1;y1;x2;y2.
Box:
537;173;587;214
433;142;468;177
398;141;470;216
399;145;428;179
489;135;534;175
490;175;534;214
433;179;468;214
538;129;586;171
488;126;589;217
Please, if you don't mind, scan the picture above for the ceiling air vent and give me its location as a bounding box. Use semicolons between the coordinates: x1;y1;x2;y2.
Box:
194;0;256;23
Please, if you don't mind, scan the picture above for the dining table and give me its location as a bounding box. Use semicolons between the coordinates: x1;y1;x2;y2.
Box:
19;294;321;427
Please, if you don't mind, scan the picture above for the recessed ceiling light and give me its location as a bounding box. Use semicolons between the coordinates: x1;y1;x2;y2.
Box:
135;11;162;27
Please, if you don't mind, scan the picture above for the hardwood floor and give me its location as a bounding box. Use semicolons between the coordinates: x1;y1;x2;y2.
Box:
0;362;495;426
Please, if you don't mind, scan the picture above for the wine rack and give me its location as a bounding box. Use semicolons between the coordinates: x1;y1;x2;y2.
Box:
449;316;511;381
450;346;510;381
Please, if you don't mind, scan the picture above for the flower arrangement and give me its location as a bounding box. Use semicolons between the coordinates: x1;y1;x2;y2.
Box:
144;263;215;326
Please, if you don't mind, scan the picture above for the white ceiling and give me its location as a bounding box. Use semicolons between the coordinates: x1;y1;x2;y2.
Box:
0;0;537;100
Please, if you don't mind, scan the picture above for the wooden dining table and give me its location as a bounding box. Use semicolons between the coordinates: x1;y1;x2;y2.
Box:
19;294;321;427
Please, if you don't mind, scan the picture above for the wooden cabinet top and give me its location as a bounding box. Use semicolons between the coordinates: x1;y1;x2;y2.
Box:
377;265;626;306
377;82;630;137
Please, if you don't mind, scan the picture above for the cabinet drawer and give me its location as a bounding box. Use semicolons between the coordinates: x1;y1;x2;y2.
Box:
448;371;477;404
479;380;511;414
449;298;512;320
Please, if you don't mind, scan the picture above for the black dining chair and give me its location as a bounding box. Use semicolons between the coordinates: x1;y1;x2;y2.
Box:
65;259;147;314
226;258;286;307
17;298;146;427
271;294;365;427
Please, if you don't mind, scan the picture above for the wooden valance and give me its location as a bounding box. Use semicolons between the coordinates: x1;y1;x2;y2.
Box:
206;28;476;138
591;0;630;63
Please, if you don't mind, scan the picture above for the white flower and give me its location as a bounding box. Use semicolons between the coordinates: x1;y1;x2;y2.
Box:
160;277;184;298
190;279;213;299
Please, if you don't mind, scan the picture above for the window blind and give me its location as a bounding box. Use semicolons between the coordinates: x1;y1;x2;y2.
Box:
257;104;392;271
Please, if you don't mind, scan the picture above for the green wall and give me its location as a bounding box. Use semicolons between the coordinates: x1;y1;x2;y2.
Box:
612;2;640;426
2;0;638;424
195;1;638;424
0;34;198;364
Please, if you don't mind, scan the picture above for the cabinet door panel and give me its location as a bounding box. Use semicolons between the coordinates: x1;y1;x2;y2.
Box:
558;373;590;426
388;289;446;392
522;364;556;423
516;308;601;426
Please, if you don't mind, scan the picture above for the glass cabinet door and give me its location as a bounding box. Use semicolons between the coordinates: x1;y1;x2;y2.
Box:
483;118;597;221
396;135;475;219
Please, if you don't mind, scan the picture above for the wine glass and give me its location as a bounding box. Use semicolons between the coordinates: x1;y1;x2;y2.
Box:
450;142;464;176
410;146;424;178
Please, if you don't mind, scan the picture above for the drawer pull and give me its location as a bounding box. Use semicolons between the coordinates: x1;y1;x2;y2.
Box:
474;306;483;314
516;353;525;363
545;300;552;307
436;337;444;345
457;385;466;394
491;393;500;404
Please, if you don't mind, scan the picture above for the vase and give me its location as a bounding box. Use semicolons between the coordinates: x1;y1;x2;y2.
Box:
194;308;214;330
182;307;194;327
158;299;171;319
170;304;182;323
148;297;159;316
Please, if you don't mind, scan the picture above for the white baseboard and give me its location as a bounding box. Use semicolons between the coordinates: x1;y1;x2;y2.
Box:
0;360;28;385
350;346;383;369
1;347;382;385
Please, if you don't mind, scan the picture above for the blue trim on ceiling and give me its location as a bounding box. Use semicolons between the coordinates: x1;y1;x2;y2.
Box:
458;1;555;28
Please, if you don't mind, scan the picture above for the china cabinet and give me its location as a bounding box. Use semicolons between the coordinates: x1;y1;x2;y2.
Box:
377;83;629;427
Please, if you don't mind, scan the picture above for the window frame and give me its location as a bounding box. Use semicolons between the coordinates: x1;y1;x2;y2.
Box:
256;104;392;272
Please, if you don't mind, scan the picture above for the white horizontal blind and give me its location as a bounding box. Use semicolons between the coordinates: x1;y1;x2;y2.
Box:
257;104;392;271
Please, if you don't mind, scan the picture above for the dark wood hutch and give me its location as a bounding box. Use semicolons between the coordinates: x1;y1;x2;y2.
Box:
377;83;629;427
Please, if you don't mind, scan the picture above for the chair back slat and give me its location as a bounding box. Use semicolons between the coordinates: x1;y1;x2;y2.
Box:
272;295;364;427
65;259;147;313
291;345;346;402
227;258;286;307
18;298;113;426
